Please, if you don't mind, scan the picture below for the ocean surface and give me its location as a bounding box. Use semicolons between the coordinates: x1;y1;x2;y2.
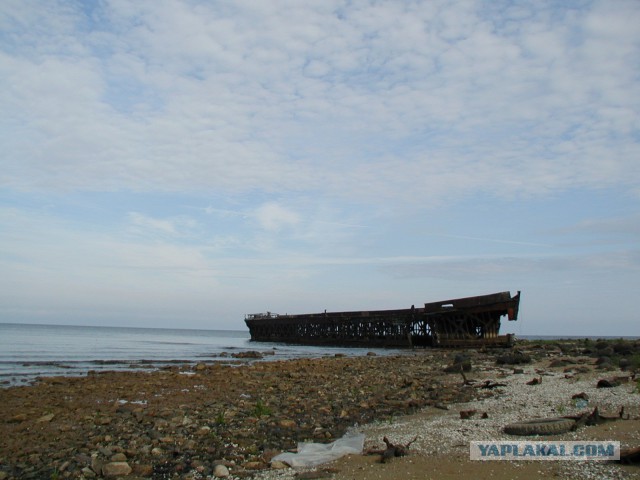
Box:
0;323;405;387
1;323;637;388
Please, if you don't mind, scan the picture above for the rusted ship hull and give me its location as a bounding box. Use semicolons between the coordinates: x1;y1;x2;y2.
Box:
245;291;520;348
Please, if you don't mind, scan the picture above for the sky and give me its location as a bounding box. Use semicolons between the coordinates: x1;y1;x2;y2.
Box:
1;0;639;336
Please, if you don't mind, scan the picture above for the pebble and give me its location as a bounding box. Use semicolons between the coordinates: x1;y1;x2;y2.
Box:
81;466;96;478
213;464;230;477
278;419;297;428
8;413;27;423
111;453;127;462
36;413;55;423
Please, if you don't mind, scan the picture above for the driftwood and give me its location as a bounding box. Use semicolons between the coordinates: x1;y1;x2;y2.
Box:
477;379;507;389
367;436;418;463
564;406;623;430
620;446;640;464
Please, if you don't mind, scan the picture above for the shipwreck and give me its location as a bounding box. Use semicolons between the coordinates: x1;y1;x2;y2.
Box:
245;291;521;348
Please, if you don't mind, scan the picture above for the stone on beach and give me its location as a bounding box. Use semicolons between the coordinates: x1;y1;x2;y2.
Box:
213;464;230;477
102;461;132;477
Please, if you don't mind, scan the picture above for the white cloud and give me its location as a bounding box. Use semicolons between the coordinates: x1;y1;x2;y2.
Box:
0;0;638;203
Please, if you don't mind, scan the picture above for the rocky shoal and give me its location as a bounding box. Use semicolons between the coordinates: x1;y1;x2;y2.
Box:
0;339;638;479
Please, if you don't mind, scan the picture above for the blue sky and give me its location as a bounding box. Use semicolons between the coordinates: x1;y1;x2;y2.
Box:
1;0;639;336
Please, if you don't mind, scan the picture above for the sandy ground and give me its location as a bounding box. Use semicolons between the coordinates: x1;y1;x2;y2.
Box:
327;416;640;480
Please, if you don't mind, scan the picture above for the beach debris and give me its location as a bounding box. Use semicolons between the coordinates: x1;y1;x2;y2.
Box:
526;377;542;385
367;436;418;463
619;406;629;419
272;432;365;468
619;446;640;464
503;417;576;436
460;409;477;419
597;378;620;388
477;380;507;389
564;406;624;430
572;392;589;401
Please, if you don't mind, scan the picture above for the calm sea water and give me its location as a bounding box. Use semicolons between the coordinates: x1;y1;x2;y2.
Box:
2;323;636;388
0;323;404;387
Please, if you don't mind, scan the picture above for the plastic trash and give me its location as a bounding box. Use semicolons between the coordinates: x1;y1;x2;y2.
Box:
272;431;365;468
575;398;588;409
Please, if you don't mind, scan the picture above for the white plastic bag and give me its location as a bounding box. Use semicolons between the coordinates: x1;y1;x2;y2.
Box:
272;432;365;468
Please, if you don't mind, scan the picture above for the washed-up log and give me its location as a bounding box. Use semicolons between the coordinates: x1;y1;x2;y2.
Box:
620;446;640;464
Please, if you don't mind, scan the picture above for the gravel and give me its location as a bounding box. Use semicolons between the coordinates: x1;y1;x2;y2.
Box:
253;354;640;480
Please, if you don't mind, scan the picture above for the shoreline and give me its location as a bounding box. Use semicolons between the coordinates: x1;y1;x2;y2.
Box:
0;339;639;479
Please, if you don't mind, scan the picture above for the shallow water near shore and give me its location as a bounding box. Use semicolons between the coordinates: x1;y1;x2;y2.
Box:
2;323;638;387
0;323;406;386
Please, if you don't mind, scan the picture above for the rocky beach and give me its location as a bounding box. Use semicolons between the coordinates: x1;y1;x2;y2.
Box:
1;339;639;480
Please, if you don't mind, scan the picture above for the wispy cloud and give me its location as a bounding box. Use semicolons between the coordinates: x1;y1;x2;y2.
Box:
127;212;195;237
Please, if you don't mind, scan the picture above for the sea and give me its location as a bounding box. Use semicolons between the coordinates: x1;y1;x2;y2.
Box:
1;323;637;388
0;323;405;387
